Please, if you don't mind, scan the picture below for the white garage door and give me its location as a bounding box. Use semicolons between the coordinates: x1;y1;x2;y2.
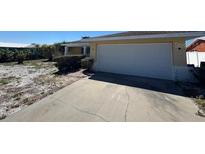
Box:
94;43;173;80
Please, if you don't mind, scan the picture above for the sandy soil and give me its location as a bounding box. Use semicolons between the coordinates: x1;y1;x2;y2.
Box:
0;60;87;120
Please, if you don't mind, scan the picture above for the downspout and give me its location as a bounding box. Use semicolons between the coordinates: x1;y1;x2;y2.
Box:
171;42;176;81
196;51;199;67
187;51;190;64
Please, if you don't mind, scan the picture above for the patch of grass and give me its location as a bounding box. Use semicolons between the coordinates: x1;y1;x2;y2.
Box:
0;79;9;85
24;59;56;69
33;75;56;85
0;76;19;86
24;60;42;69
14;97;21;101
13;91;24;98
195;96;205;108
0;61;16;66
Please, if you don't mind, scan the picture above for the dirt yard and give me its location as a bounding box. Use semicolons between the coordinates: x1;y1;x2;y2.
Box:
0;59;87;120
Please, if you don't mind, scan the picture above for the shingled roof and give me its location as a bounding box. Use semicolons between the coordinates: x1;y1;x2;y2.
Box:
186;39;205;52
89;31;198;38
80;31;205;42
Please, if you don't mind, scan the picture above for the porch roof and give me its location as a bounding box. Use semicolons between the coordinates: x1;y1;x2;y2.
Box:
61;42;89;47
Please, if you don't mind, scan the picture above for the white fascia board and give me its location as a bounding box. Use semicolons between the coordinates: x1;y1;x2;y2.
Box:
61;43;90;47
81;32;205;42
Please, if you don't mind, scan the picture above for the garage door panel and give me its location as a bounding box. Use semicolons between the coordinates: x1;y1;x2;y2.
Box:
95;43;173;80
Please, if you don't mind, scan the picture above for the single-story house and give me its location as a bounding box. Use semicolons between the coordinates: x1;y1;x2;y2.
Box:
186;39;205;67
62;31;205;82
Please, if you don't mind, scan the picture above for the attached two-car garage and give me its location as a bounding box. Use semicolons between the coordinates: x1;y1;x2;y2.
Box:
94;43;174;80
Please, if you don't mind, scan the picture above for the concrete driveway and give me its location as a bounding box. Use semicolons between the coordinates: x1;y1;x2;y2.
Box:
3;73;205;122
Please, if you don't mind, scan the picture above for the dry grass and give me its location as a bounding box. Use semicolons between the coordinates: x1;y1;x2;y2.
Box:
195;97;205;108
0;59;87;120
0;76;17;85
177;82;205;117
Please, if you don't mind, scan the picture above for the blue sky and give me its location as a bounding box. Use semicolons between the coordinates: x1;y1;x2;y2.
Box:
0;31;118;45
186;37;205;46
186;39;195;46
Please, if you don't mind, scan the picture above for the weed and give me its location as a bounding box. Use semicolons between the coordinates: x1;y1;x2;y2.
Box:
0;79;9;85
195;98;205;108
0;76;19;86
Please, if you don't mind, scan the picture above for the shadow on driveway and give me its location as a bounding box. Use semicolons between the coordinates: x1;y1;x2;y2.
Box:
88;72;189;97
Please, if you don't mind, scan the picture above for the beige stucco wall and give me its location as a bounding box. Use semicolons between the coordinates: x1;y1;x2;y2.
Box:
172;41;186;66
89;38;187;67
69;47;82;55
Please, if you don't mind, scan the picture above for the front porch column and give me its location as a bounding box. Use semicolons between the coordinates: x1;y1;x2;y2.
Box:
64;46;69;56
83;46;87;56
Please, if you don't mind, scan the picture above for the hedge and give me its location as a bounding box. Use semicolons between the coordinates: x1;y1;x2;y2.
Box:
0;48;37;63
0;44;64;63
81;57;94;71
54;55;85;73
200;62;205;84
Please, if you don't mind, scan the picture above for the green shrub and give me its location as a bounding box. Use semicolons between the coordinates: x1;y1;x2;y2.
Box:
200;62;205;84
54;55;85;73
0;48;38;63
39;44;63;61
0;49;6;62
0;79;9;85
0;43;65;63
0;48;15;62
16;50;27;64
81;57;94;71
6;49;15;61
40;45;54;61
25;50;32;59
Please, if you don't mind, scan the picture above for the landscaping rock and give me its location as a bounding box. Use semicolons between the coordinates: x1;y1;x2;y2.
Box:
11;103;20;108
198;95;204;99
0;108;7;120
197;109;205;117
0;113;6;120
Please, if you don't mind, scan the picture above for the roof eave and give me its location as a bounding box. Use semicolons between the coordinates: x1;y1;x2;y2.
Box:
81;32;205;42
61;42;90;47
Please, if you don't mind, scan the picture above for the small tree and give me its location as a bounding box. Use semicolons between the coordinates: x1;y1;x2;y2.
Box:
47;46;54;61
16;50;26;64
0;48;6;62
6;49;15;61
53;43;65;56
40;45;54;61
25;49;32;60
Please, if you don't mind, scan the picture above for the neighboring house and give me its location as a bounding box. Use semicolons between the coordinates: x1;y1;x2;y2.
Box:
62;31;205;82
0;42;34;49
186;39;205;67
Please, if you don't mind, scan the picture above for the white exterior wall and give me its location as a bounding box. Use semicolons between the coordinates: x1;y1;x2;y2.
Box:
187;51;205;67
